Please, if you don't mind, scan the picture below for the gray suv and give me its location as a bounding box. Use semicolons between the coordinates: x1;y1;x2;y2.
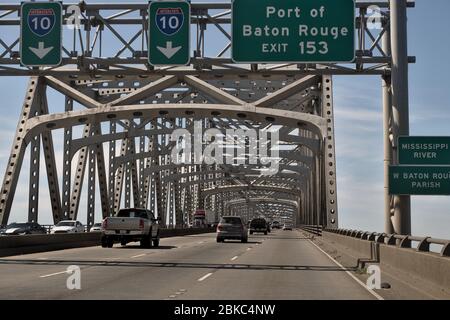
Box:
216;216;248;243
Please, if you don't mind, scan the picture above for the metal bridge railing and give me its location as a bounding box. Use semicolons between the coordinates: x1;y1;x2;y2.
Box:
321;228;450;258
299;225;323;236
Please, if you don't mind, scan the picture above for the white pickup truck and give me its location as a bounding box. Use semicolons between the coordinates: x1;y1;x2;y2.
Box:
101;208;161;248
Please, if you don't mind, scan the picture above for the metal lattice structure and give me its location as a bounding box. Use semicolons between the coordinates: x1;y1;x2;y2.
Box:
0;1;414;232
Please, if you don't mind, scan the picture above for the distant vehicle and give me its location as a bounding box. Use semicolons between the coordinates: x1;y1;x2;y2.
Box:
210;221;220;229
0;222;47;235
101;208;161;248
51;220;85;234
271;221;281;229
192;209;214;228
283;224;293;231
216;216;248;243
249;218;268;235
90;223;102;232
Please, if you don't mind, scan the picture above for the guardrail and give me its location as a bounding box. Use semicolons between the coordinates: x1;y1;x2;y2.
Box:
299;225;323;236
324;228;450;257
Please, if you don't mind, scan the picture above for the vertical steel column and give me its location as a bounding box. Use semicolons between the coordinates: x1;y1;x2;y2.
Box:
87;145;96;229
174;118;184;227
155;118;166;226
94;128;109;219
139;133;146;207
70;124;93;220
383;24;395;234
147;121;157;213
108;121;117;216
114;137;130;214
62;98;73;220
40;94;63;224
390;0;411;235
28;134;40;223
322;75;339;228
124;151;132;208
130;140;140;208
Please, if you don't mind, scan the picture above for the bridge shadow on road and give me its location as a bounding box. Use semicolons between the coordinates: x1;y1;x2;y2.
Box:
0;258;356;273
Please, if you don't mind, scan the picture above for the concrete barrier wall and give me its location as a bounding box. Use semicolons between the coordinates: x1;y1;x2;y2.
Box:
379;244;450;291
322;231;375;261
0;227;215;257
321;231;450;293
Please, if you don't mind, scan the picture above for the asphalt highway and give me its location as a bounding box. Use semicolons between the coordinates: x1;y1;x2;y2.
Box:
0;229;378;300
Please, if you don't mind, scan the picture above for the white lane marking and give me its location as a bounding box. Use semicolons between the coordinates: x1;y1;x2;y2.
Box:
308;239;384;301
197;241;204;244
131;253;146;258
37;257;48;260
40;270;68;278
230;256;238;261
247;248;252;251
198;272;213;282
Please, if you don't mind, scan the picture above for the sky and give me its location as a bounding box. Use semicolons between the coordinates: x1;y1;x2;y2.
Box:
0;0;449;239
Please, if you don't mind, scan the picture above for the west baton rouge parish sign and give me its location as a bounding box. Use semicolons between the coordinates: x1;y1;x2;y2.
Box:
398;136;450;165
232;0;355;63
20;2;62;67
149;1;190;66
389;166;450;196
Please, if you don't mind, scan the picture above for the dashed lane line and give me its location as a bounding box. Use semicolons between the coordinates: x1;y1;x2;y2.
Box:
40;270;68;278
197;272;213;282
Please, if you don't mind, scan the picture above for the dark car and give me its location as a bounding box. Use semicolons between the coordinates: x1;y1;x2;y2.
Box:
271;221;281;229
1;222;47;235
216;216;248;243
249;218;268;235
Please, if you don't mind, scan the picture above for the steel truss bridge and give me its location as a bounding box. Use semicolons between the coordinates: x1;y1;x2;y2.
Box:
0;1;415;233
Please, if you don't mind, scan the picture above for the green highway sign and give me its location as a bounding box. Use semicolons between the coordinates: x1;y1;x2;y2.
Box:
20;2;62;67
149;1;191;66
232;0;355;63
398;136;450;165
389;166;450;196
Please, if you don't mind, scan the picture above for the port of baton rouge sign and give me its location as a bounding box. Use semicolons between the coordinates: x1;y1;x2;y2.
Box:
232;0;355;63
